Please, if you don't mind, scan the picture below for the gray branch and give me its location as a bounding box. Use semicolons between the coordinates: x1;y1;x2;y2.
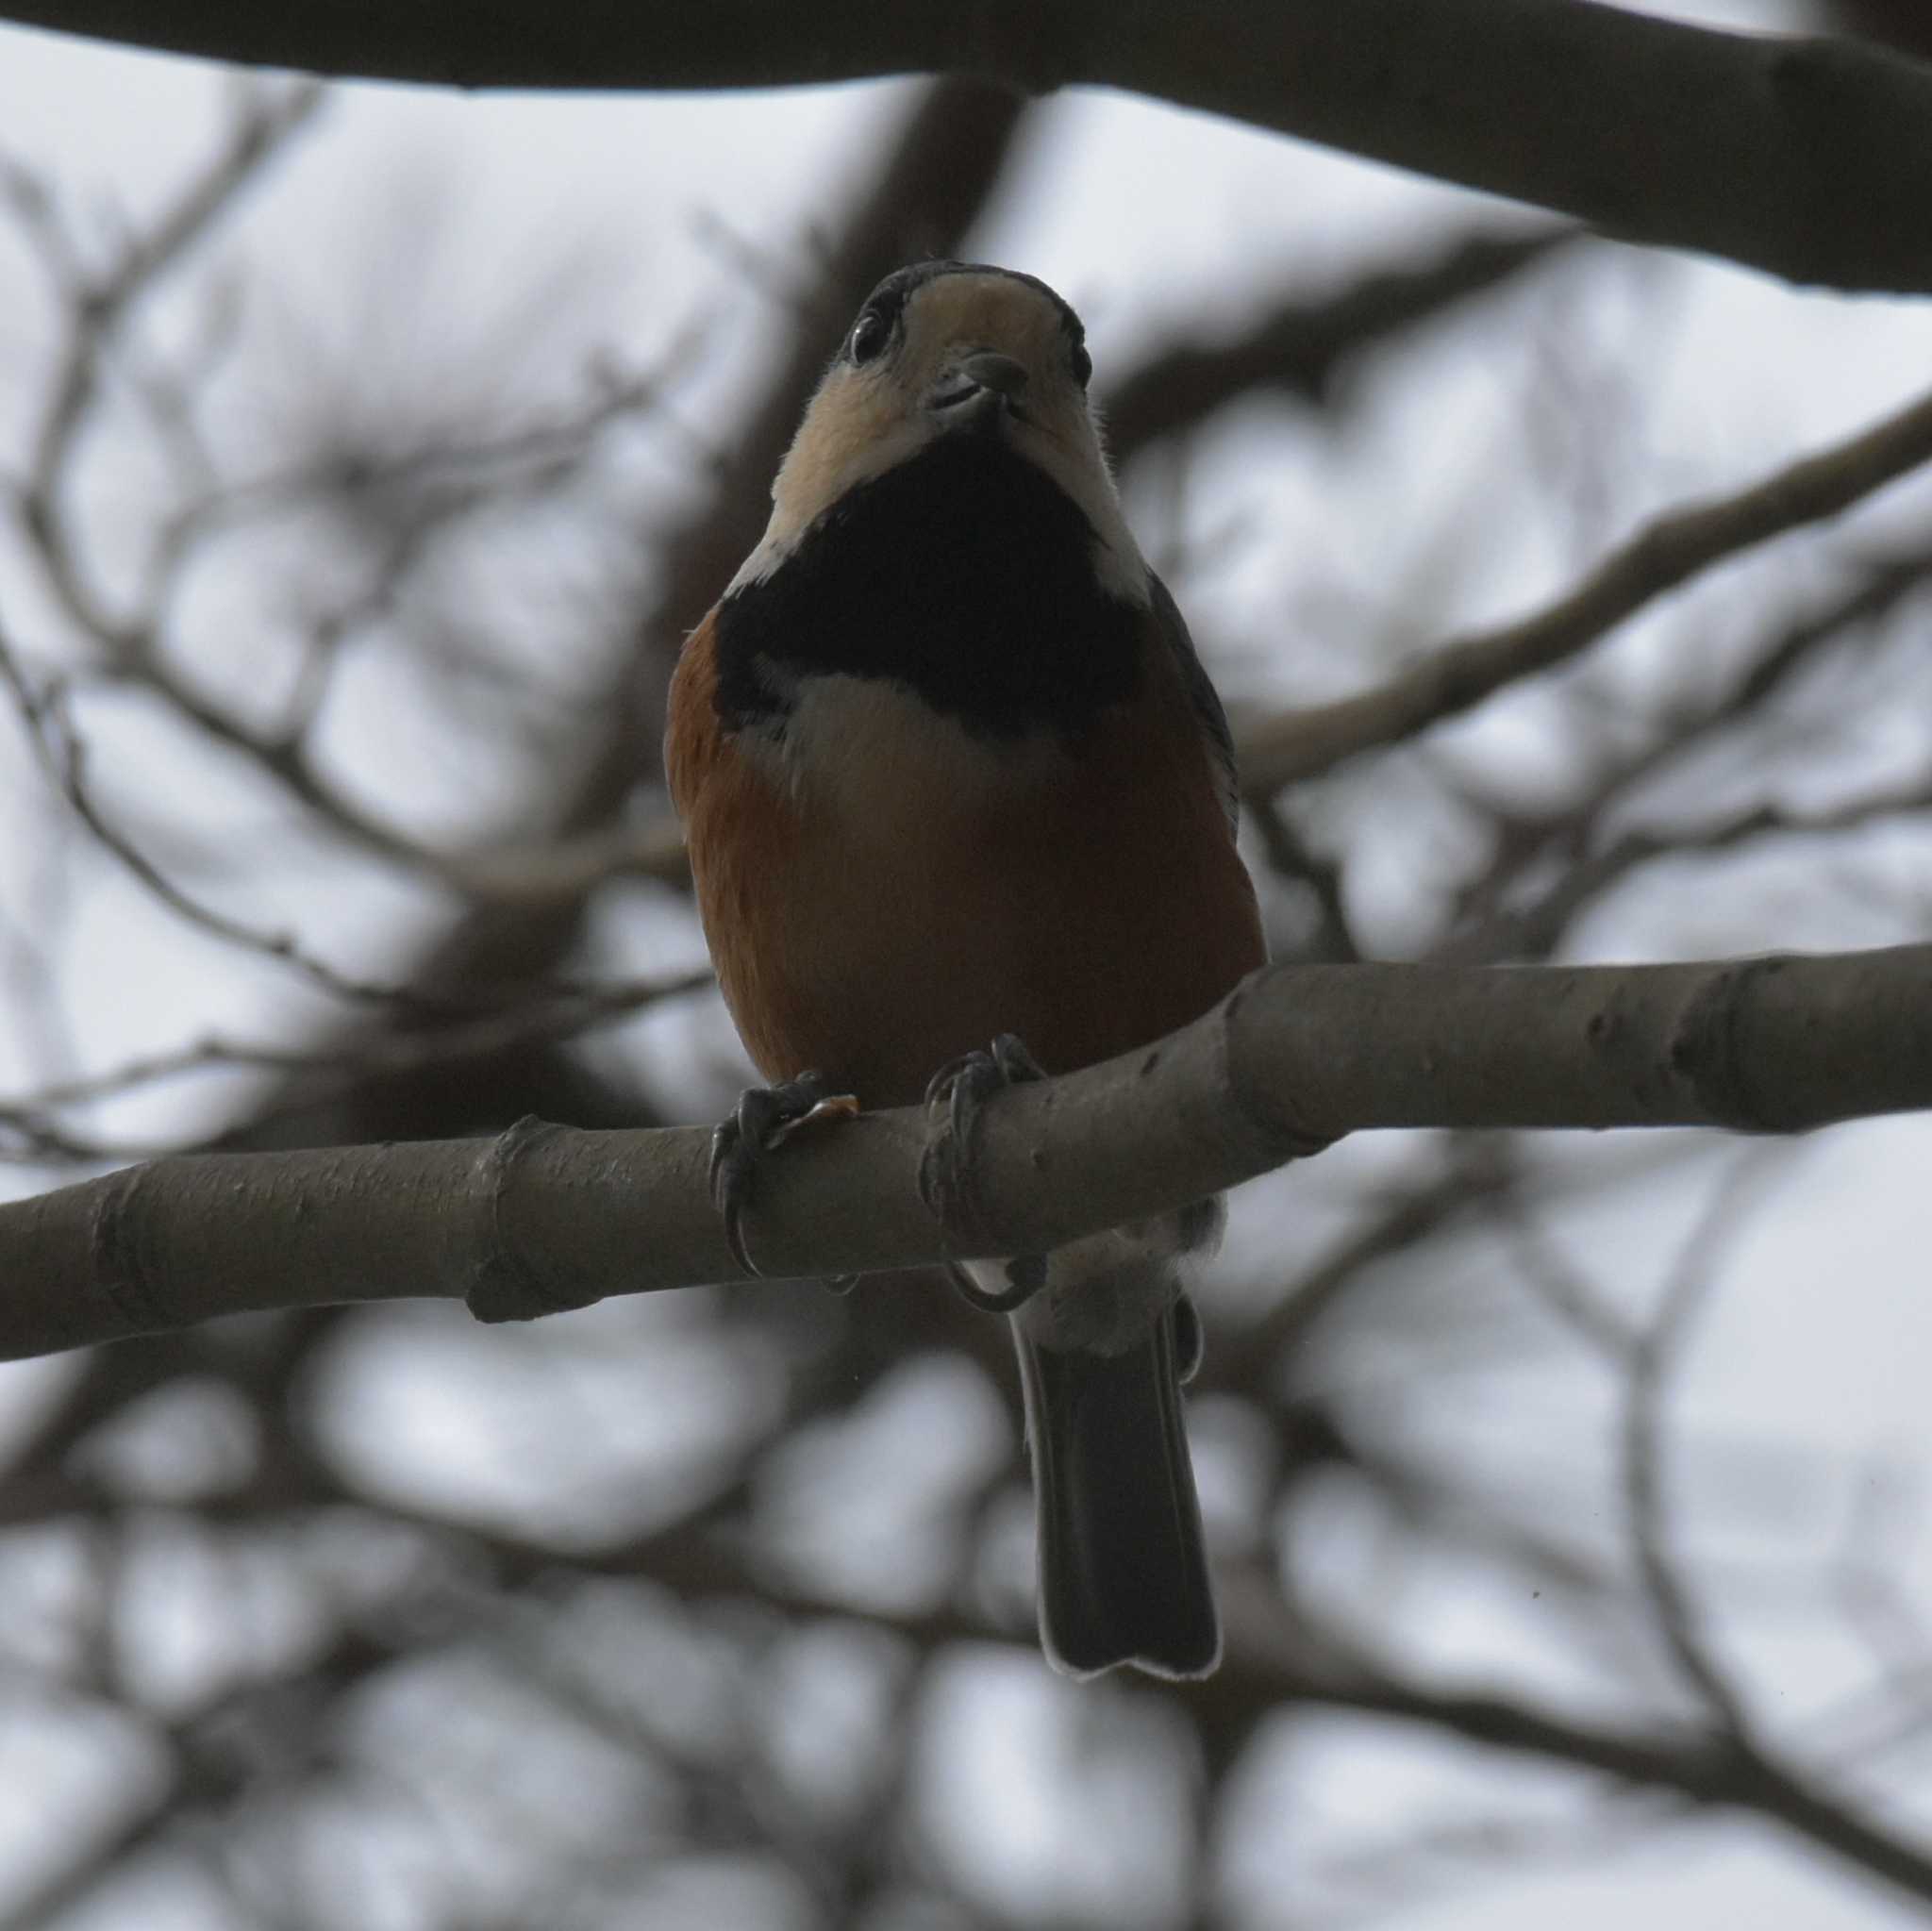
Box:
4;943;1928;1362
1239;373;1932;796
4;1;1932;292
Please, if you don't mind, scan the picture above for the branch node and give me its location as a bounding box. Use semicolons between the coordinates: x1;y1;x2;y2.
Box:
1220;974;1336;1162
1668;955;1788;1131
465;1114;593;1323
89;1162;170;1338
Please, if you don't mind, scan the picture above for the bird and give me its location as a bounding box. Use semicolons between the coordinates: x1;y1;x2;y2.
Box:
664;261;1265;1679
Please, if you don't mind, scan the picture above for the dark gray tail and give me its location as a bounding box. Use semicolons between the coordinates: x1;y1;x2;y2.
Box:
1015;1303;1219;1679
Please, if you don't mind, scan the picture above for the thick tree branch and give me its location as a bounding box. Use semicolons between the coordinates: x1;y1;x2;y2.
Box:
3;943;1927;1361
6;3;1932;293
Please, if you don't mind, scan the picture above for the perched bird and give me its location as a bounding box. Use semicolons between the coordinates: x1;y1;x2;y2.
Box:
665;262;1265;1678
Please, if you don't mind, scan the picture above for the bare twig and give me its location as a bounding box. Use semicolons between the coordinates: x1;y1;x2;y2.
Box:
553;378;1932;894
1102;225;1580;462
1430;552;1932;963
1500;1198;1637;1358
0;627;705;1015
5;86;708;907
1239;379;1932;796
1213;1573;1932;1910
1481;777;1932;966
0;969;711;1162
1621;1154;1781;1737
0;647;420;1007
1604;1154;1932;1906
167;77;1032;1160
19;83;324;602
1223;1144;1516;1379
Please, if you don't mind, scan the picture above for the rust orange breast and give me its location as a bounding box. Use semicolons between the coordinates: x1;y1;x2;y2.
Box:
667;610;1264;1108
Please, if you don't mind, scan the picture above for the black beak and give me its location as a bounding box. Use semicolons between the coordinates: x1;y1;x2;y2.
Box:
929;351;1030;425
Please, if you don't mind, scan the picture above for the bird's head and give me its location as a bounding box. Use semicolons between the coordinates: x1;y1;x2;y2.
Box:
736;262;1142;598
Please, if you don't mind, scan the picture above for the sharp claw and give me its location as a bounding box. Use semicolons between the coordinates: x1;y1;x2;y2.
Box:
708;1073;857;1280
708;1122;732;1193
990;1032;1044;1085
723;1213;759;1278
922;1057;963;1116
921;1035;1050;1315
708;1116;763;1276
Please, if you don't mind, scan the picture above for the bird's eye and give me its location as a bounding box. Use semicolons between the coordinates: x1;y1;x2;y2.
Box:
849;308;891;365
1070;340;1092;388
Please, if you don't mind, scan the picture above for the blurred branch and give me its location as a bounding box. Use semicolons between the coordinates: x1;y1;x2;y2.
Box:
1103;225;1580;463
5;88;703;905
19;82;322;531
1621;1156;1778;1739
10;84;321;668
1209;1574;1932;1910
1467;771;1932;966
1239;375;1932;796
1433;551;1932;963
540;367;1932;905
1251;796;1360;962
1297;1789;1682;1920
0;969;711;1162
0;645;427;1007
2;82;475;887
628;82;1033;675
0;631;691;1015
2;941;1928;1360
180;79;1031;1155
1606;1154;1928;1902
5;3;1931;292
1224;1143;1516;1375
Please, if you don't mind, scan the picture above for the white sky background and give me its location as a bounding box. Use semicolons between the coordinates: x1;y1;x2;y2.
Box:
1;2;1931;1926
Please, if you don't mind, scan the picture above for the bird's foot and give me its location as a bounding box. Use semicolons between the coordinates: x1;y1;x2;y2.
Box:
920;1033;1050;1315
709;1072;859;1282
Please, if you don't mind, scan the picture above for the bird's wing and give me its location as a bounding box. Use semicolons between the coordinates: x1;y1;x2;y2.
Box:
1147;571;1241;836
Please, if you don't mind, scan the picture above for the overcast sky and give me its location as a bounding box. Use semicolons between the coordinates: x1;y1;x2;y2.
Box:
1;5;1930;1927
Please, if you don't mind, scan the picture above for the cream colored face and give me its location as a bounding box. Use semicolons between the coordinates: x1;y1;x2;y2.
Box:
733;270;1147;603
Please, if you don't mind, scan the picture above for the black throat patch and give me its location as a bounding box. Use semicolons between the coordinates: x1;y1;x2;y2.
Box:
713;435;1144;742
